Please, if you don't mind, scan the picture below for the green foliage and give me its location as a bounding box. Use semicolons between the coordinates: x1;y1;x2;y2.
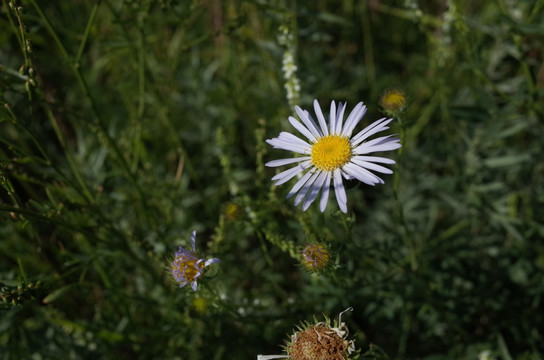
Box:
1;0;543;359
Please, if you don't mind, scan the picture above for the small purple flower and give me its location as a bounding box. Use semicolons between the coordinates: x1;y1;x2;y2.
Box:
169;231;220;291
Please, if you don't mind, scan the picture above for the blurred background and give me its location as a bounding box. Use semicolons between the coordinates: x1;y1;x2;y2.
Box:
1;0;543;359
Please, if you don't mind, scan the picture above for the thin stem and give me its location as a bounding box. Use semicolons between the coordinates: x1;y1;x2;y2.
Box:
41;96;95;202
393;114;418;271
360;2;375;87
75;0;101;65
374;2;441;27
131;9;147;172
17;258;28;283
528;0;544;23
7;2;34;101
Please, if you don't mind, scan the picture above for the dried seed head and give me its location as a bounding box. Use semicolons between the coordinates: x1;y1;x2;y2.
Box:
286;308;356;360
289;323;349;360
260;308;357;360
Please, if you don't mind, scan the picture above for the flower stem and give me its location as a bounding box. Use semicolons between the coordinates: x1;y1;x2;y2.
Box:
393;115;418;272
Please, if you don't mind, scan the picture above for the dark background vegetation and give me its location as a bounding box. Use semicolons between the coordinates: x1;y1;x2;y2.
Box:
1;0;543;359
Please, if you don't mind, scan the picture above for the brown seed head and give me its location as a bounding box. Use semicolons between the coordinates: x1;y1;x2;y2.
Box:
288;323;348;360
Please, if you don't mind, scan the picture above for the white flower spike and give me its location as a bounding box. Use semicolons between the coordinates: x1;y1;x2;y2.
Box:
266;99;401;213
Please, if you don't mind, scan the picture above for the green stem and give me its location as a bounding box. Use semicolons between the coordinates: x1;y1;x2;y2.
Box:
360;2;375;87
131;13;147;172
17;258;28;283
41;100;95;203
397;303;413;356
393;114;418;271
75;0;101;65
374;2;441;27
528;0;544;23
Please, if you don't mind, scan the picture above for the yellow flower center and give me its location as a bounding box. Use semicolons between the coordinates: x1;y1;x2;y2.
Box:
311;135;351;172
380;90;406;111
173;258;204;282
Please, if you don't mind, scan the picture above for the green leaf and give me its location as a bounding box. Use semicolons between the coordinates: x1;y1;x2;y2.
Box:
497;334;513;360
483;154;531;168
42;284;75;304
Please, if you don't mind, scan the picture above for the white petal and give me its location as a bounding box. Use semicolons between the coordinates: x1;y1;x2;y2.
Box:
286;171;313;199
319;172;332;212
341;102;366;137
343;163;383;185
353;134;399;151
204;258;221;267
350;117;393;146
313;99;329;136
265;156;311;167
278;132;312;149
353;155;396;164
266;138;308;154
350;158;393;174
295;106;322;139
362;134;399;147
346;105;367;137
306;111;322;137
294;171;320;206
271;164;305;182
194;260;204;276
374;141;401;152
191;281;198;291
335;102;347;135
288;116;317;143
354;136;401;154
271;161;311;185
329;100;336;134
191;231;197;252
302;171;328;211
333;169;347;213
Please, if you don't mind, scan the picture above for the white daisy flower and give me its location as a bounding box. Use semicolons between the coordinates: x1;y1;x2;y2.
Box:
266;99;401;213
